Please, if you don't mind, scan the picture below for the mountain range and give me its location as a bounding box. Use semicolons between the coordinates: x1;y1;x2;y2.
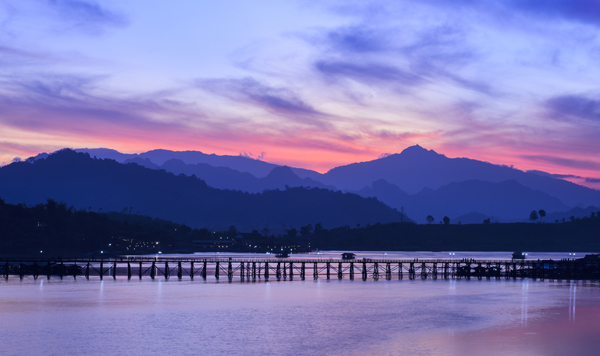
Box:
1;150;404;232
70;145;600;223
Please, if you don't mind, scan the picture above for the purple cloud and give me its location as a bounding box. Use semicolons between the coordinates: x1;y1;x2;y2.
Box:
45;0;128;33
325;26;392;53
546;95;600;121
194;77;334;130
196;77;319;115
526;170;583;179
424;0;600;26
585;177;600;183
0;74;199;136
522;155;600;171
506;0;600;25
314;23;491;95
315;61;422;86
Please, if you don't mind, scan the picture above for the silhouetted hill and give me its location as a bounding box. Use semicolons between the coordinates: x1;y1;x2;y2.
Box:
0;150;404;231
262;166;334;191
544;206;600;223
159;159;261;192
357;179;568;223
65;145;600;222
324;145;600;208
124;157;160;169
77;147;321;179
154;160;335;193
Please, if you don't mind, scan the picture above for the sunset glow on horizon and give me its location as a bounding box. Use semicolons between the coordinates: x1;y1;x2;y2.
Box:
1;0;600;189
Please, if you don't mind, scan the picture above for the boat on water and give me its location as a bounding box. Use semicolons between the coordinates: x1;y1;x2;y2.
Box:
512;251;526;260
276;251;289;258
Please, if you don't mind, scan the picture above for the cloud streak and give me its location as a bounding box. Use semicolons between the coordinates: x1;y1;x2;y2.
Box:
546;95;600;122
315;61;423;86
521;155;600;171
44;0;128;34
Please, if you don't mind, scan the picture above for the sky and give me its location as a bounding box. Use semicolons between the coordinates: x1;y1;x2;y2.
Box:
0;0;599;189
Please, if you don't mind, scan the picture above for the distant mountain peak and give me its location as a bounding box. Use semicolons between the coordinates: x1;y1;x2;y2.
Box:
399;144;438;156
266;166;296;179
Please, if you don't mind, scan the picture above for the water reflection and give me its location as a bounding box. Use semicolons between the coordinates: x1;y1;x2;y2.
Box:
1;277;599;355
569;281;577;321
521;279;529;327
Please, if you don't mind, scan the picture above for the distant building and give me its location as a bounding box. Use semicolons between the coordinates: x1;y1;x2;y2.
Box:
235;230;270;249
193;239;234;249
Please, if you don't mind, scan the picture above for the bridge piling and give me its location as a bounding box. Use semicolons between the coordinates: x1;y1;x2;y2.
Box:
398;263;403;280
33;262;39;280
276;262;281;280
264;262;269;279
362;261;367;281
282;262;287;279
385;263;391;280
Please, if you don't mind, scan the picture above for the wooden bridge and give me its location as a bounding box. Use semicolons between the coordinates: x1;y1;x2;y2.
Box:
2;257;600;281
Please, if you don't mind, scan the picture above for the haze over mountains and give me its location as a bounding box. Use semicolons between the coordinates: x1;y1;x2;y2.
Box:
0;150;404;232
70;145;600;224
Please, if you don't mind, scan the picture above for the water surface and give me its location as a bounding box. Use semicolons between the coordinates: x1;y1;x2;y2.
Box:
1;275;599;356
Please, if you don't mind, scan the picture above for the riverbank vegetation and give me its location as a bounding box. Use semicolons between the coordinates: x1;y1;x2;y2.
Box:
1;198;599;257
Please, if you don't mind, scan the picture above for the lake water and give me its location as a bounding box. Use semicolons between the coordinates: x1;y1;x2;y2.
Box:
1;252;599;356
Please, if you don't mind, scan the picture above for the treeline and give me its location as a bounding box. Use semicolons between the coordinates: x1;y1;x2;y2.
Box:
0;198;228;257
310;214;600;252
2;197;599;257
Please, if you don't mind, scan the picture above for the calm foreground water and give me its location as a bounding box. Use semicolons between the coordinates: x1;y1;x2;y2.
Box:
1;252;599;356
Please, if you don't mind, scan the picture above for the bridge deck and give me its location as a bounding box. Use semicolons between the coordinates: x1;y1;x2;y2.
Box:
2;257;598;281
